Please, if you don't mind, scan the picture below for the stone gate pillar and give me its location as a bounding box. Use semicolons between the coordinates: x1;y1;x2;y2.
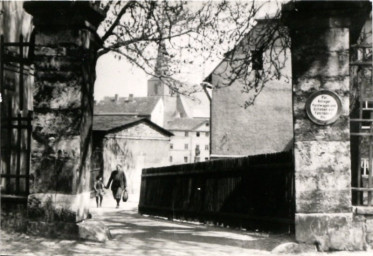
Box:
282;1;371;251
23;2;105;237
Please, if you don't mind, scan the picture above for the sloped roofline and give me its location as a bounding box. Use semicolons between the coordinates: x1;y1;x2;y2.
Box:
98;117;174;137
203;18;280;83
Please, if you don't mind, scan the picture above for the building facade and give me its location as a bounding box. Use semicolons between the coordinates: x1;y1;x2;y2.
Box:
92;116;173;202
205;20;293;158
167;118;210;164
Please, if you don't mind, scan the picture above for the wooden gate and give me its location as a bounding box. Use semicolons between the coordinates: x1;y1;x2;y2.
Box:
350;41;373;206
0;35;33;197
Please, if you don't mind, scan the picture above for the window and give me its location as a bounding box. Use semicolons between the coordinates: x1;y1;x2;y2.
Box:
169;156;173;162
205;132;209;137
205;157;209;161
195;157;200;163
196;132;200;137
205;145;209;150
170;143;173;149
251;50;263;70
185;131;189;137
184;144;188;150
184;156;188;163
205;122;209;127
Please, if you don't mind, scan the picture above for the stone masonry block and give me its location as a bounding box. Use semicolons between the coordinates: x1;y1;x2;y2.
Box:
366;218;373;233
34;46;67;56
294;141;351;174
294;141;351;213
296;213;366;251
292;51;349;79
292;27;349;52
34;56;83;71
296;170;351;193
34;80;82;110
35;29;86;46
294;117;349;142
28;193;91;223
35;71;81;82
295;76;349;92
296;189;351;213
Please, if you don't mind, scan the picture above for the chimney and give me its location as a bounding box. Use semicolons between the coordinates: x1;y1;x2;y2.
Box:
114;94;118;103
129;94;134;100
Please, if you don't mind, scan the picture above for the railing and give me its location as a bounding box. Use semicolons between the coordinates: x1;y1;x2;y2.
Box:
1;35;34;196
139;152;294;232
350;40;373;206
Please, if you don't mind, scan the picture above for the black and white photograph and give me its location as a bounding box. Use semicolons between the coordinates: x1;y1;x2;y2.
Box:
0;0;372;255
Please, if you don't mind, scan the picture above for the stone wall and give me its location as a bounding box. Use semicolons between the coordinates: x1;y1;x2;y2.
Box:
282;1;371;251
23;1;104;236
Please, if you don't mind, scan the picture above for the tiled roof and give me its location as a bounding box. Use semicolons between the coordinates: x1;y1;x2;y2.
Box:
95;96;160;115
93;115;173;136
166;118;209;131
93;115;143;132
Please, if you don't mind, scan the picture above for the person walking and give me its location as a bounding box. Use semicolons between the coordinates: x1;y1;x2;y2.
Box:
105;164;127;208
94;175;105;208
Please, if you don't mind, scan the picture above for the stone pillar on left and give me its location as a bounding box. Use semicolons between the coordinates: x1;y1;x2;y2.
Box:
24;1;105;238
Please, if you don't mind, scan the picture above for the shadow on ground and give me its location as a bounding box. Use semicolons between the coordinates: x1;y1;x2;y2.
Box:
2;200;349;256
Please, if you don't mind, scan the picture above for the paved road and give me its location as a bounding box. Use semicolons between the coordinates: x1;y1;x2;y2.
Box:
1;200;373;256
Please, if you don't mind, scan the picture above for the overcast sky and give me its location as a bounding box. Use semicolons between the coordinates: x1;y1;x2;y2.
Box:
93;0;286;101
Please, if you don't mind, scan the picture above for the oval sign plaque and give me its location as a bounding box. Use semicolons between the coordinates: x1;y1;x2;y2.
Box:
305;90;342;125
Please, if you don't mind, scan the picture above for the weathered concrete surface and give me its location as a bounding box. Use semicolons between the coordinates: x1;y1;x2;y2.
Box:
296;213;367;251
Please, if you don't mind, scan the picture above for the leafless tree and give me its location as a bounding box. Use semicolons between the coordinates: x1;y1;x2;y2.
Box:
96;0;289;105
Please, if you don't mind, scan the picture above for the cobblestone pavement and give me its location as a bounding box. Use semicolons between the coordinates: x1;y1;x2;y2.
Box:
1;200;373;256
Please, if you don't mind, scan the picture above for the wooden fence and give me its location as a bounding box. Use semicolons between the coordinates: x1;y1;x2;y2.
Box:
139;152;295;232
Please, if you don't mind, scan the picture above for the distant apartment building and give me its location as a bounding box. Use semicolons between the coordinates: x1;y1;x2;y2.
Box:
167;118;210;164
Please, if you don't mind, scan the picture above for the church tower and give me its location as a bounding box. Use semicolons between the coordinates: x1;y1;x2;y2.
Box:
147;41;174;97
147;39;187;127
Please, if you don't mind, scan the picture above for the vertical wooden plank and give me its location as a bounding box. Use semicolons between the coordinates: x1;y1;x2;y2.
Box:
368;112;373;206
19;35;24;112
16;112;21;194
6;100;12;192
357;100;363;205
25;111;32;195
0;35;4;190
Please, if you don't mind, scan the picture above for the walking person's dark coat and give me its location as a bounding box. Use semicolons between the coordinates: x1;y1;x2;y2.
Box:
105;164;127;208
